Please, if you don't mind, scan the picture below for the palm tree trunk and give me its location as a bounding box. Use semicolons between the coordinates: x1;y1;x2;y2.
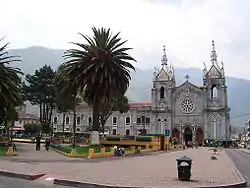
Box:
4;119;9;137
72;97;76;149
10;119;14;145
62;112;65;133
92;103;99;131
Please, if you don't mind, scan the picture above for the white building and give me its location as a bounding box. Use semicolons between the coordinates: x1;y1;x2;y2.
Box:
52;41;230;145
14;104;40;132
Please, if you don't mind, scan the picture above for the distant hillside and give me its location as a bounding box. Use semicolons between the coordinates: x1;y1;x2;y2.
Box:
8;46;250;127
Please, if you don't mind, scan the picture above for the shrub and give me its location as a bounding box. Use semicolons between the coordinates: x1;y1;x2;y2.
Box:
106;136;121;141
135;136;152;142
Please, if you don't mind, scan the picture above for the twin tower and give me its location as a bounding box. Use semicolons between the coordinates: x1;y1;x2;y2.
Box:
150;41;229;142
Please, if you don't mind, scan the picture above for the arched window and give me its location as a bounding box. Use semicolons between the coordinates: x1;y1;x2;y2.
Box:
112;117;117;125
53;117;58;124
65;117;70;125
125;117;131;125
88;117;92;124
76;117;81;125
160;86;165;99
211;84;218;99
125;129;130;136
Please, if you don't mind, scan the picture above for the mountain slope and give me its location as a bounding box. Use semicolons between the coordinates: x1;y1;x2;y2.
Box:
8;46;250;126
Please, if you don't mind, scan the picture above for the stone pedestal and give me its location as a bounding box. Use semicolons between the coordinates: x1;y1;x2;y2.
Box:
70;148;77;157
5;147;17;156
91;131;100;145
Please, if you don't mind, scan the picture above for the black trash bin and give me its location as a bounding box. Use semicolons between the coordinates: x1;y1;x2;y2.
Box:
176;155;192;181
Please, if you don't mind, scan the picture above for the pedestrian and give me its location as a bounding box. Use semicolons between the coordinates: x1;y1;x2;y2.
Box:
36;135;41;151
45;137;50;151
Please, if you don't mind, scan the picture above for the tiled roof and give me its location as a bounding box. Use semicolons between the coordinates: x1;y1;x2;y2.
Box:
18;112;39;120
129;102;152;108
76;102;152;109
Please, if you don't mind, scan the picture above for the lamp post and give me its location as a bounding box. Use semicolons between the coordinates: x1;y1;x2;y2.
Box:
132;121;136;136
179;123;183;145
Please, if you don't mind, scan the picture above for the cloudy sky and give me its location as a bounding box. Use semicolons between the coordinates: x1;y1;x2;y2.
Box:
1;0;250;79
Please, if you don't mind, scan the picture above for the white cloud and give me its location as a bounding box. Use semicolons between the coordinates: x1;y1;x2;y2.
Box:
1;0;250;79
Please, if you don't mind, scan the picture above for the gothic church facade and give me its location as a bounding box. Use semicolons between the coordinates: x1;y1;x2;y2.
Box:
151;41;229;145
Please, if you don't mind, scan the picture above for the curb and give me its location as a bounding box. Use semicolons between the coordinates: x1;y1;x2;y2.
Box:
54;179;247;188
54;179;143;188
0;170;46;181
195;181;247;188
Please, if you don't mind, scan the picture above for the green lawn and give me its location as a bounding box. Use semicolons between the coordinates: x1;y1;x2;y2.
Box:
51;145;111;156
0;146;8;156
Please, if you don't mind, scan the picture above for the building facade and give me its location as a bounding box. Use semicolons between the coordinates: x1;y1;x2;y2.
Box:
14;104;40;132
52;41;230;145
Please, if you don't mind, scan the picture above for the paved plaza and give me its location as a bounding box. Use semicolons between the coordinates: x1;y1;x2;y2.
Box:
0;143;246;187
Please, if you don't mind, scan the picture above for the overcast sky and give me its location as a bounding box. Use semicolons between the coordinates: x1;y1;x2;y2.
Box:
1;0;250;79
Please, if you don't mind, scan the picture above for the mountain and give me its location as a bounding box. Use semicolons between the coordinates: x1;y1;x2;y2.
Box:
9;46;250;127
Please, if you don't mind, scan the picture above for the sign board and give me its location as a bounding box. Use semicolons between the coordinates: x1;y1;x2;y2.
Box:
91;131;100;145
165;129;170;137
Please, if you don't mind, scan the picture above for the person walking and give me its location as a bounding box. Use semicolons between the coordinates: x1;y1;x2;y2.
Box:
45;137;50;151
36;135;41;151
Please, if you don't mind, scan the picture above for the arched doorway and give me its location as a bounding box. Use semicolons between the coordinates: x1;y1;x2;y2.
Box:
171;128;180;143
195;128;204;146
183;127;192;144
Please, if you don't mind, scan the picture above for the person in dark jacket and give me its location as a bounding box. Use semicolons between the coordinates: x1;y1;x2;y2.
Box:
45;137;50;151
36;135;41;151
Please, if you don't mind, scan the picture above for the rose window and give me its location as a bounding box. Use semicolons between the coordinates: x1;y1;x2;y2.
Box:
180;99;195;113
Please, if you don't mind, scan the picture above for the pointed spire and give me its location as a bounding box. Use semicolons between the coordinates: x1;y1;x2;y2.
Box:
210;40;217;65
221;61;225;77
161;45;168;65
203;61;207;70
221;61;224;69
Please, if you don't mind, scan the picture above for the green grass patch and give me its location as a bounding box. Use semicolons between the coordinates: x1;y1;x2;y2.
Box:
0;146;8;156
51;144;111;156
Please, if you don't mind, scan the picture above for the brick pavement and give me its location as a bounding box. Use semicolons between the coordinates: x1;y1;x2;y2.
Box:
0;144;245;187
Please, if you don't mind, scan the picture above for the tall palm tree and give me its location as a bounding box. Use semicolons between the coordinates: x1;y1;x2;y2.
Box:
0;39;23;142
56;27;136;132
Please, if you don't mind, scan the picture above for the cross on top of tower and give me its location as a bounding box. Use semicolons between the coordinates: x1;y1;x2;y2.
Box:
185;75;190;82
161;45;168;65
211;40;217;65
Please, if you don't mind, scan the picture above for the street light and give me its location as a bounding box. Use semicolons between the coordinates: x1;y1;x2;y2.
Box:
132;121;136;136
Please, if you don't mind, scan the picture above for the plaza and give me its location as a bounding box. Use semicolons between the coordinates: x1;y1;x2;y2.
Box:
0;143;245;188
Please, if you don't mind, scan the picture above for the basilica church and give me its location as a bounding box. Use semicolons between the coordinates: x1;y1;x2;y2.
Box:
52;41;230;146
150;41;230;145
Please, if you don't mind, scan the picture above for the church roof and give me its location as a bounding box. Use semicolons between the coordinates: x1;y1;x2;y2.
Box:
206;64;222;78
176;80;202;90
155;68;170;81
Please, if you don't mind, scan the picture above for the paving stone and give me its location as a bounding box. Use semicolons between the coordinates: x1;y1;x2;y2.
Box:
0;144;245;187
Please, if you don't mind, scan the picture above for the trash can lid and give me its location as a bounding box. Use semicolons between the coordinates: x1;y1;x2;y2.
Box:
176;155;192;161
180;161;189;166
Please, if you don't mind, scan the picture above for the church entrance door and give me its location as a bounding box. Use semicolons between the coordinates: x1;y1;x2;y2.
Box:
195;128;204;146
183;127;192;144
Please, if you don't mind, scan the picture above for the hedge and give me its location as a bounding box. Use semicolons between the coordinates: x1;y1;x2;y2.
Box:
135;136;152;142
106;136;121;141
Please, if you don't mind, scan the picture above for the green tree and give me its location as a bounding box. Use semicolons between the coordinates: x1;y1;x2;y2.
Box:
98;95;130;132
54;74;82;148
55;27;136;131
6;105;19;144
55;89;74;133
0;39;23;134
23;65;56;133
24;123;42;136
